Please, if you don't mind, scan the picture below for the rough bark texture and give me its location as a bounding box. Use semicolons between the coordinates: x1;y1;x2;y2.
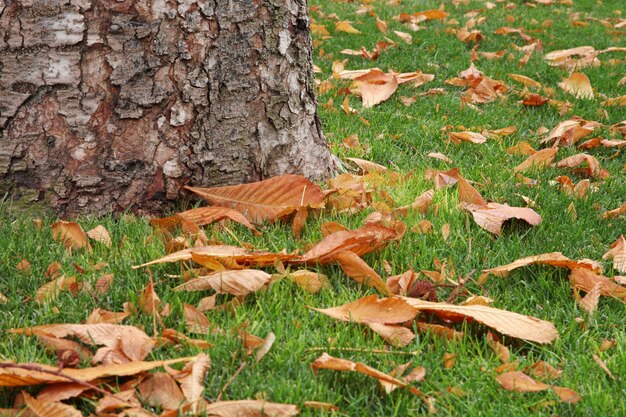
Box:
0;0;335;215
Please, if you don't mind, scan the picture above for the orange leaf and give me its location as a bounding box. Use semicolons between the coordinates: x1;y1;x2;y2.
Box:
287;270;330;294
184;175;325;224
360;76;399;108
558;72;594;99
170;354;210;408
465;203;542;235
578;282;602;314
514;147;558;172
51;221;90;251
311;353;421;396
332;251;389;294
448;131;488;144
183;304;212;335
480;252;602;282
556;153;602;177
151;206;259;235
86;225;112;247
312;294;418;324
602;235;626;274
525;361;562;381
401;297;558;343
335;21;361;34
569;269;626;300
137;373;184;410
457;176;487;207
367;323;415;347
496;371;551;392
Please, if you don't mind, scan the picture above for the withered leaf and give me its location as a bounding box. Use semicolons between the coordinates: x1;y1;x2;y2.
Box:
449;131;488;144
170;354;210;408
86;225;112;247
138;373;184;410
367;323;415;347
23;392;82;417
174;269;272;296
496;371;580;403
464;203;542;235
312;294;418;324
558;72;594;99
0;356;196;387
203;400;299;417
184;175;325;224
51;221;91;251
602;235;626;274
569;269;626;300
401;297;558;344
287;270;330;293
333;251;389;294
514;147;558;172
480;252;602;282
151;206;258;235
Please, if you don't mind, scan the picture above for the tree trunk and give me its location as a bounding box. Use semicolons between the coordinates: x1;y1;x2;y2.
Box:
0;0;335;215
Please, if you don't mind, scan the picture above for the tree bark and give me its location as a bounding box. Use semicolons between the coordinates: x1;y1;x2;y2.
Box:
0;0;335;215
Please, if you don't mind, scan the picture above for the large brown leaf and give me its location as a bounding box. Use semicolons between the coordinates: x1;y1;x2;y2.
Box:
312;294;418;324
50;221;91;251
513;147;558;173
401;297;558;344
137;372;184;410
333;251;389;294
10;324;154;363
134;245;295;270
203;400;299;417
465;203;542;235
174;270;272;296
184;175;325;224
496;371;580;403
480;252;602;282
569;269;626;300
0;357;196;387
169;354;210;409
293;224;399;265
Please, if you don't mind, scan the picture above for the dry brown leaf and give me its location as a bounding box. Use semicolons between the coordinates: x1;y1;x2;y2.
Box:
465;203;542;235
335;21;361;34
486;332;510;363
134;245;295;270
86;225;112;247
442;352;457;369
51;221;91;251
85;308;129;324
556;153;603;177
457;176;487;207
526;361;562;381
93;274;114;296
23;392;82;417
0;356;196;387
332;251;389;294
35;276;78;305
367;323;415;347
394;189;434;216
139;280;161;317
449;131;488;144
312;294;418;324
183;304;212;335
602;235;626;274
569;269;626;300
592;353;614;380
394;30;412;44
95;389;140;414
311;353;421;396
386;270;420;295
184;175;325;224
425;167;460;189
416;322;464;341
541;118;598;147
426;152;453;163
151;206;258;235
255;332;275;363
287;270;330;293
346;158;396;178
514;147;558;172
558;72;594;99
36;383;90;403
203;400;299;417
522;93;550;106
480;252;602;282
578;282;602;314
603;202;626;219
170;354;210;409
10;323;155;364
174;270;272;296
17;258;31;273
507;73;542;88
303;401;339;412
496;371;551;392
401;297;558;344
361;75;399;108
294;224;399;265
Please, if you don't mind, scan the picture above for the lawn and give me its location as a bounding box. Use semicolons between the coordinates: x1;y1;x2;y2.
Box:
1;0;625;415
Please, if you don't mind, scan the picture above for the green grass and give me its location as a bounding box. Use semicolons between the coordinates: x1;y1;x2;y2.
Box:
1;0;625;415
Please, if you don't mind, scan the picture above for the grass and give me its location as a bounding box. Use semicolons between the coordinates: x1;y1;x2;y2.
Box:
1;0;625;415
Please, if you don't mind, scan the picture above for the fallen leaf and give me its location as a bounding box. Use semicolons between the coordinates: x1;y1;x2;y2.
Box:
592;353;614;379
603;203;626;219
367;323;415;347
508;74;542;88
85;308;129;324
569;269;626;300
255;332;276;363
51;221;90;251
203;400;299;417
23;392;82;417
312;294;418;324
184;304;212;334
578;282;602;314
486;332;510;363
464;203;542;235
480;252;602;282
556;153;603;177
170;354;210;409
303;401;339;412
602;235;626;274
526;361;562;381
496;371;551;392
558;72;594;99
394;189;434;216
514;147;558;172
522;94;550;106
443;352;457;369
10;324;155;364
335;21;361;34
311;353;421;396
601;95;626;106
174;270;272;296
86;225;112;247
139;280;161;317
184;175;325;224
0;356;196;386
401;297;559;344
287;270;330;293
426;152;453;163
151;206;258;235
449;131;488;144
